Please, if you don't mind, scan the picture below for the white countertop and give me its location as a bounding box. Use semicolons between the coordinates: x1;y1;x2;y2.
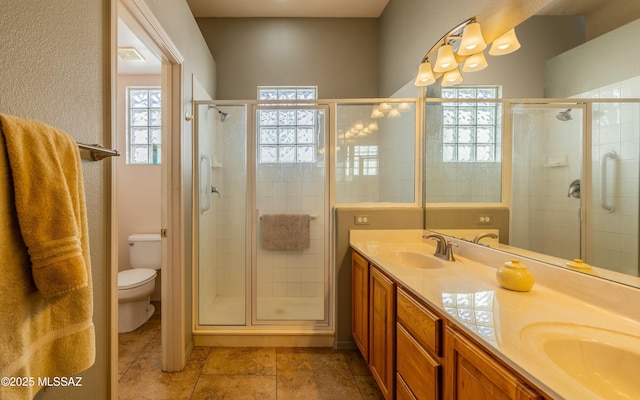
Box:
350;229;640;400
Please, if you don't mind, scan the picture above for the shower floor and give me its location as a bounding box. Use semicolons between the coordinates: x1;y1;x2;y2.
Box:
202;295;325;326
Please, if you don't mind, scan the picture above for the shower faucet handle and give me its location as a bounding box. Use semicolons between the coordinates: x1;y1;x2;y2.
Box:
211;186;221;198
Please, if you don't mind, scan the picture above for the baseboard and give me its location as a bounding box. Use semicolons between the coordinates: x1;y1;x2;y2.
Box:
193;331;335;347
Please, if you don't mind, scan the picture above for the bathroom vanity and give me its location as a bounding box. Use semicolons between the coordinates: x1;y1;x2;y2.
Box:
350;229;640;400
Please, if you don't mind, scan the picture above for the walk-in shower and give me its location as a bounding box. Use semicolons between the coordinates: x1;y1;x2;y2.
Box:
193;101;331;344
192;99;419;345
509;101;640;276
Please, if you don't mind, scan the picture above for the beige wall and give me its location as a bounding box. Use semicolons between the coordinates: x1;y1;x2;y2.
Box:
0;1;111;398
116;74;162;271
195;18;379;99
334;207;423;349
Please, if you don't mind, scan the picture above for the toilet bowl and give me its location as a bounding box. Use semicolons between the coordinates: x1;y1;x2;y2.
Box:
118;233;161;333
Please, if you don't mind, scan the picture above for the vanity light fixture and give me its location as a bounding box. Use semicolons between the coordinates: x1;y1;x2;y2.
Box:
387;108;401;118
414;60;436;86
370;107;385;118
489;28;521;55
458;21;487;56
433;43;458;73
442;68;464;87
414;16;520;87
462;51;488;72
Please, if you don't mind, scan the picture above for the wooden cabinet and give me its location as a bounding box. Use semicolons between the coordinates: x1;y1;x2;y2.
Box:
369;266;395;400
396;288;443;400
351;250;369;361
351;250;395;400
350;247;546;400
445;326;541;400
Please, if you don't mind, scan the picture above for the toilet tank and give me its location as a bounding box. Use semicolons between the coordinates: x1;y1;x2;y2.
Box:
128;233;162;270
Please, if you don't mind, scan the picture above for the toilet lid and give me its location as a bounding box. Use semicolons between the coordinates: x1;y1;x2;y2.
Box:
118;268;157;290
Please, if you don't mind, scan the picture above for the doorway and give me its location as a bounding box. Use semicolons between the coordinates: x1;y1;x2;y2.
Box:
112;0;186;392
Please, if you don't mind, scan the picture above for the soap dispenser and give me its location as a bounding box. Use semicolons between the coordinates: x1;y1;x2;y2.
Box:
496;259;535;292
566;259;597;276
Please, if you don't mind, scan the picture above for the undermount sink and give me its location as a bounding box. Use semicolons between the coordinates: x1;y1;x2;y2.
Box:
378;250;445;269
520;322;640;399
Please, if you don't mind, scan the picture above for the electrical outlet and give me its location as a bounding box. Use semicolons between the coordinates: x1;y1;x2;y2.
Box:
477;214;492;224
354;215;370;225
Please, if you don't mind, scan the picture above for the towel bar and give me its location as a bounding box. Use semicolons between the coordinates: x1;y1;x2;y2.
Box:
77;142;120;161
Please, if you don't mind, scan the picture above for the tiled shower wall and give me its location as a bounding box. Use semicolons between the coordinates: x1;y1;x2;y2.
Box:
579;76;640;275
256;162;326;299
510;109;582;260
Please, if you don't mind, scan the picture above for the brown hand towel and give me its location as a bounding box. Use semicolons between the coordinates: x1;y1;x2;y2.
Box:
261;214;311;250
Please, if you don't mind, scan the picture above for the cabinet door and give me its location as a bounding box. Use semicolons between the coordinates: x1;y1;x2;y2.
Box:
370;266;395;400
445;327;541;400
351;251;369;360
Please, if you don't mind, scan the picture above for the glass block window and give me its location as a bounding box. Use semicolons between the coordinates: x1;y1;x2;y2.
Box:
350;145;378;176
441;86;500;163
127;87;161;164
257;86;318;164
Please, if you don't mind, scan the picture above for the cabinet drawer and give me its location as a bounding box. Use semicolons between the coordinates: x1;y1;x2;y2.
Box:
397;324;441;400
397;288;443;357
396;373;417;400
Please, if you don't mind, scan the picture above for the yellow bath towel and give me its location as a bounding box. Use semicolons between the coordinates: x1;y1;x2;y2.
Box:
0;114;95;400
0;114;88;297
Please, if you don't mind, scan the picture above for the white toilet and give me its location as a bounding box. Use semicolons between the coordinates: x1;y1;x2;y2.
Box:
118;233;161;333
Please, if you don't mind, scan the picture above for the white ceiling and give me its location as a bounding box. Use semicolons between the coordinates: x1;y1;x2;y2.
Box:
186;0;390;18
117;18;161;75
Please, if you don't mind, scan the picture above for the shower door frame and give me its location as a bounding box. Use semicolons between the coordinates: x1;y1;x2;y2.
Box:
249;102;333;327
192;100;335;334
503;100;591;262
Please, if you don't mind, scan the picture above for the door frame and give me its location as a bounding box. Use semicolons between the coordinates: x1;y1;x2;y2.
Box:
111;0;186;395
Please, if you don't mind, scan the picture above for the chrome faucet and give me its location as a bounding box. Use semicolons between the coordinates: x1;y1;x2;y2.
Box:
422;233;456;261
472;232;498;244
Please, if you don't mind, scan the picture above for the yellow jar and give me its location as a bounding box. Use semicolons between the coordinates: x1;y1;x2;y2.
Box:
496;259;535;292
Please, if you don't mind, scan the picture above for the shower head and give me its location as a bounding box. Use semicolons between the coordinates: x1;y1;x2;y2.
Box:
556;109;572;121
219;111;231;122
208;105;231;122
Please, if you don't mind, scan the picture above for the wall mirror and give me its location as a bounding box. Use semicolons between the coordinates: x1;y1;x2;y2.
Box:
425;0;640;288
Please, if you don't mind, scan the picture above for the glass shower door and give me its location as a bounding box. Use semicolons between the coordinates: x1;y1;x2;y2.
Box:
509;104;584;260
196;104;247;326
253;104;329;324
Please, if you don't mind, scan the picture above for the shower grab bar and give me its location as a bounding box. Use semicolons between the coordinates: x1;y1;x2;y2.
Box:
200;154;212;214
600;151;617;213
77;142;120;161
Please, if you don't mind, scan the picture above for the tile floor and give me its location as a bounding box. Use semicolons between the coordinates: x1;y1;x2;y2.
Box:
118;302;384;399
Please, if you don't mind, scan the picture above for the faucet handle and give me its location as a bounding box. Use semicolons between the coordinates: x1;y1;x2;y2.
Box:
445;242;457;261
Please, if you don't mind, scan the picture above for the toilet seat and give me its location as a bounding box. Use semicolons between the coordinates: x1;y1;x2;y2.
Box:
118;268;157;290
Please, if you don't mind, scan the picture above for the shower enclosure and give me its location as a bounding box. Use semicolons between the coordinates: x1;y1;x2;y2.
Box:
193;101;331;333
508;100;640;276
192;99;419;341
